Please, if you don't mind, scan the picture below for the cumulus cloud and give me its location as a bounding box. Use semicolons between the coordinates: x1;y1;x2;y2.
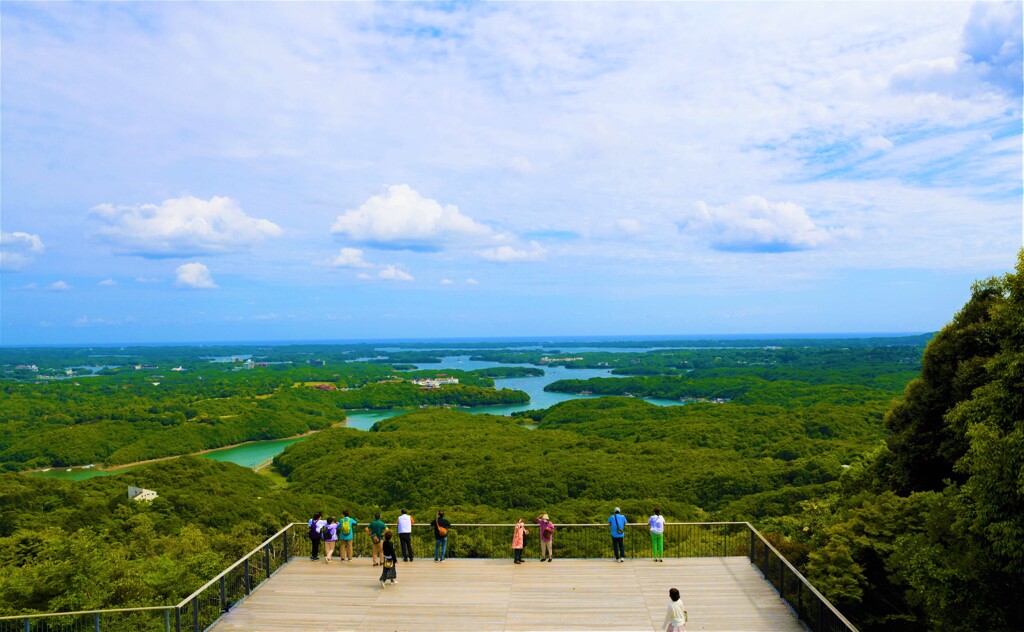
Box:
0;231;45;270
90;196;282;258
440;278;454;285
327;247;372;268
961;1;1022;95
683;196;836;253
378;264;414;281
174;262;219;289
48;281;72;291
890;3;1022;98
465;278;479;285
98;279;117;287
331;185;491;250
478;240;547;262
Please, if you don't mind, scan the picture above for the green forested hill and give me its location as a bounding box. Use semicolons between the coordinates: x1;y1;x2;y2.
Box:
274;394;887;522
794;252;1024;632
0;458;331;615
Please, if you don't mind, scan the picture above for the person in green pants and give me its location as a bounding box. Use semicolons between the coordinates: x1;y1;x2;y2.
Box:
648;507;665;562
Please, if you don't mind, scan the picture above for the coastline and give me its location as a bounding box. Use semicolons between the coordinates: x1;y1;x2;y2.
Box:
22;427;329;475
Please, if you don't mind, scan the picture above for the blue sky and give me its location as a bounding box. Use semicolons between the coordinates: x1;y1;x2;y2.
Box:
1;1;1021;345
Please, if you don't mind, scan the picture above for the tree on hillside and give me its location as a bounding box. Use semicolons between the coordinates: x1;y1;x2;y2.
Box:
807;251;1024;631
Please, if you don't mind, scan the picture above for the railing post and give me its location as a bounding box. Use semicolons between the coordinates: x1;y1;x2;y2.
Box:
95;612;101;632
193;596;199;632
219;576;226;611
265;543;272;579
244;558;252;593
165;608;170;632
24;617;29;632
749;526;755;562
175;606;181;632
284;527;289;561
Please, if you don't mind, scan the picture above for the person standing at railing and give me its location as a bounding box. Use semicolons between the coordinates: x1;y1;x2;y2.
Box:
397;509;415;562
308;511;325;561
536;514;555;562
323;516;339;563
367;512;388;567
379;531;398;587
512;518;530;564
648;507;665;563
608;507;627;562
661;587;687;631
431;510;451;562
338;509;358;562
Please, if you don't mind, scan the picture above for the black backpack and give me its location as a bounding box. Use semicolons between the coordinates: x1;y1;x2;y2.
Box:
320;524;331;540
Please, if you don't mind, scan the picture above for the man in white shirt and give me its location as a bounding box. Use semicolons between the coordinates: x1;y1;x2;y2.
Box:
397;508;415;562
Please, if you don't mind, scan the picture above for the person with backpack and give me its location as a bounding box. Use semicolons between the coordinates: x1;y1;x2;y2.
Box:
608;507;627;562
337;509;358;562
536;513;555;562
322;516;339;563
430;510;451;562
379;531;398;587
366;512;388;567
308;512;325;561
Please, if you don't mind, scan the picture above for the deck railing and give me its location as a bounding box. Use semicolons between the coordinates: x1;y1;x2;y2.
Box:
0;521;856;632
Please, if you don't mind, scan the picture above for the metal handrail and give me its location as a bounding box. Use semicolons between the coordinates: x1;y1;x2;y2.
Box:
0;521;856;632
748;524;859;631
174;522;294;609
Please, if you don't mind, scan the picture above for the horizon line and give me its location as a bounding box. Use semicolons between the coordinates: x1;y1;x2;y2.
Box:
0;331;935;350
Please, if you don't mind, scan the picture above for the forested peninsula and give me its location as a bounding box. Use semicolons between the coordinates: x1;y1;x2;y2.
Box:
1;253;1022;631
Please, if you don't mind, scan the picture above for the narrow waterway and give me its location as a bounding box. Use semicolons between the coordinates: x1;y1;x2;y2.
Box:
31;356;683;480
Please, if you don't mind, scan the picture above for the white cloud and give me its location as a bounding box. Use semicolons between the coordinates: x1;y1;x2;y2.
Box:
683;196;836;253
0;231;45;270
98;279;117;287
135;276;160;284
465;278;479;285
327;247;372;268
440;278;454;285
614;218;644;236
861;135;894;153
174;262;219;289
48;280;72;291
377;264;413;282
91;196;282;258
331;185;491;249
478;240;547;263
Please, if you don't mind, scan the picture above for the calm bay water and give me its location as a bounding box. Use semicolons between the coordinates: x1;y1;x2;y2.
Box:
31;356;682;480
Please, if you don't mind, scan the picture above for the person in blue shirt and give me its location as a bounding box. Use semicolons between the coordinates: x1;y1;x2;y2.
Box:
608;507;627;562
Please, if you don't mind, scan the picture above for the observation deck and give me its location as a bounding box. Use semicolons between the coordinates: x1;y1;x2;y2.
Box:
1;522;857;632
212;556;803;631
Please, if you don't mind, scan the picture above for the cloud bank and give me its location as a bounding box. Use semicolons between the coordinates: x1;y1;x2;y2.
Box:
91;196;282;258
684;196;836;253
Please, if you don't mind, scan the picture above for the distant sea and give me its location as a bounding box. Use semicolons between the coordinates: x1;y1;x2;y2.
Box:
9;332;932;349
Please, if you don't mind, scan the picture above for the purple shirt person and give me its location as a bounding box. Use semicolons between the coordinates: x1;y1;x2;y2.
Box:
536;514;555;562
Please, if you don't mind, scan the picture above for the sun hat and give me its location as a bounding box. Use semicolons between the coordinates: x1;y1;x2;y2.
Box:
541;514;549;520
614;507;621;513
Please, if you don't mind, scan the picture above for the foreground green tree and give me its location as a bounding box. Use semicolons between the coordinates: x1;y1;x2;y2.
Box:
805;251;1024;631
